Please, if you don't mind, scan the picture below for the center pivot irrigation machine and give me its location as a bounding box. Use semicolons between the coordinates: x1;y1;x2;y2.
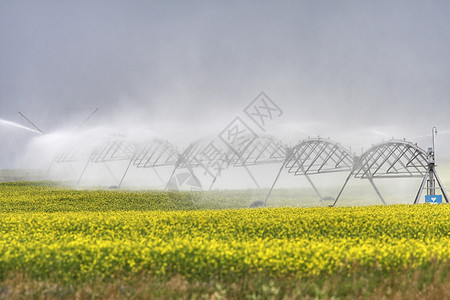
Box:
330;128;448;206
263;128;448;206
132;138;179;186
265;138;355;205
77;136;136;188
77;137;180;189
11;110;449;207
165;138;228;191
226;135;287;189
164;135;287;191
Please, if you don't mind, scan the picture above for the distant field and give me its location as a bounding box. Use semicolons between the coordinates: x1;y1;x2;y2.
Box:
0;182;449;299
0;169;46;182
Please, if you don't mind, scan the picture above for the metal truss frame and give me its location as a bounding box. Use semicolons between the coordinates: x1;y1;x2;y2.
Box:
265;138;355;204
133;139;178;168
166;139;229;191
353;140;428;179
223;135;287;189
47;144;93;179
226;135;286;167
132;139;179;185
54;147;91;163
42;124;450;202
77;138;136;187
413;158;449;204
284;138;354;175
166;136;287;191
331;139;449;206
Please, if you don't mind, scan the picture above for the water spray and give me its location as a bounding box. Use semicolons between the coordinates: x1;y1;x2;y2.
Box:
0;118;44;135
18;112;45;135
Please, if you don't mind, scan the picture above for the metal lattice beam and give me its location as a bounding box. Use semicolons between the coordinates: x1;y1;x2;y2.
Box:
353;140;428;179
265;138;354;204
133;139;179;168
166;139;229;190
226;136;287;167
331;140;433;207
54;147;91;163
176;140;228;172
285;138;354;175
77;137;136;187
90;139;136;163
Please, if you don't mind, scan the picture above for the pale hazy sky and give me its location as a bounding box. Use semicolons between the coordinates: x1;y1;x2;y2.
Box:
1;0;450;168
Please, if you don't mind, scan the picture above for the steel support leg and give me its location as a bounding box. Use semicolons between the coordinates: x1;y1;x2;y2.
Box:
305;174;323;200
264;161;286;205
330;173;352;207
208;159;227;191
414;172;428;204
433;167;450;203
118;158;134;188
368;178;386;205
165;166;179;190
104;162;118;183
77;159;91;186
153;168;165;185
244;166;260;189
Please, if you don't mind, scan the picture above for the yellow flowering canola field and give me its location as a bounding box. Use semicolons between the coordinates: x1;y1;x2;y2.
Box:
0;183;449;283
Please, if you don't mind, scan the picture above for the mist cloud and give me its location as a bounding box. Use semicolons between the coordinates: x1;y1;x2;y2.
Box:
1;0;450;168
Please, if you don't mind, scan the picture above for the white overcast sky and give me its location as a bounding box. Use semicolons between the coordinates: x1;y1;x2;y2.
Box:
1;0;450;168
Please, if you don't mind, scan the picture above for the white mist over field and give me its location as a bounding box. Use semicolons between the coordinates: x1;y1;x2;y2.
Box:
1;1;450;200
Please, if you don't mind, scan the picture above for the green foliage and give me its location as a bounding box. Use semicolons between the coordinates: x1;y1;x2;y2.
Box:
0;182;197;212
